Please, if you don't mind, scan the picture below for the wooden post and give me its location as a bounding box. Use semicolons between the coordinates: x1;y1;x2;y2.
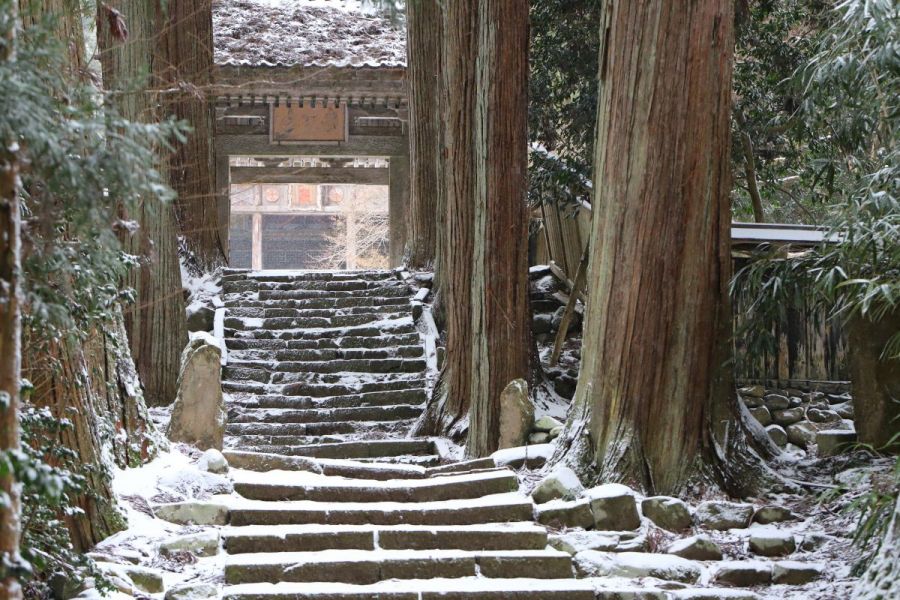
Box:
389;154;410;267
251;212;263;270
216;152;231;262
549;244;589;367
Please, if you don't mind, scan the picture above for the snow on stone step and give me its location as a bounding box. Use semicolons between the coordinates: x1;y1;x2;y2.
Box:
221;577;596;600
256;287;411;301
225;333;422;351
230;467;519;502
228;318;418;340
224;312;410;331
223;522;549;554
227;492;536;527
225;420;415;441
226;441;437;467
224;548;575;584
229;346;425;363
224;296;411;311
228;388;427;410
228;404;423;425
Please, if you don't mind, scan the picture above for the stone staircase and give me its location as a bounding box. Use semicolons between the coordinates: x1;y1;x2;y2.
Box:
218;269;593;599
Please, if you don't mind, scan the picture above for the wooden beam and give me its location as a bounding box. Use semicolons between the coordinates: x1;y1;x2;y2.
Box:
389;155;410;267
230;166;390;185
216;134;408;157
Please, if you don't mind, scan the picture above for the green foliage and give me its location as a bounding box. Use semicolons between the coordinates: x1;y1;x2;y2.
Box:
732;0;900;357
528;0;601;210
0;8;182;592
732;0;832;222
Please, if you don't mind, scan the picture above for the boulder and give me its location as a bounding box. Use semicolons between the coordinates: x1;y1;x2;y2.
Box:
817;429;857;456
574;551;701;583
670;590;761;600
741;395;764;409
535;498;595;530
186;304;215;332
120;565;164;594
165;583;219;600
772;407;804;426
772;561;824;584
529;432;551;445
764;394;790;411
641;496;692;532
748;529;796;556
666;535;723;561
167;333;226;450
532;314;553;334
752;505;796;524
748;406;771;426
712;561;772;587
694;501;753;530
739;385;765;398
832;401;855;419
160;530;220;557
198;448;228;474
799;532;829;551
587;484;641;531
549;530;619;555
497;379;533;449
766;424;788;447
492;443;553;470
786;421;818;448
548;426;564;440
806;408;841;424
153;501;228;526
532;465;584;504
534;415;564;432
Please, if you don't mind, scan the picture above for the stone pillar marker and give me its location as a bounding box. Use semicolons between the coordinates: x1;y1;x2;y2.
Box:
167;332;226;450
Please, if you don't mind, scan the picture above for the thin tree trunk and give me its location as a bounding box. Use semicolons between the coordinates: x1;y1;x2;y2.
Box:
0;1;23;595
156;0;225;270
565;0;774;496
466;0;530;457
735;110;765;223
99;0;189;407
406;0;443;268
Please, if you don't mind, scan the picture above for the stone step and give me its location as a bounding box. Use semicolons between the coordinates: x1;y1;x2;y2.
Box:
225;419;413;438
230;346;425;363
224;333;422;351
223;279;408;295
224;549;574;585
223;450;442;479
225;439;436;461
227;319;417;340
231;468;518;503
227;305;409;319
228;404;423;426
222;269;396;283
256;287;411;301
224;312;408;331
223;296;410;311
228;492;535;527
222;578;595;600
223;523;549;554
228;389;428;410
223;375;428;396
223;359;427;384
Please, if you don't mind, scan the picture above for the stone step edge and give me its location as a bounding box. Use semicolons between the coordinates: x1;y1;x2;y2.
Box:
224;450;500;481
226;548;571;566
221;577;595;600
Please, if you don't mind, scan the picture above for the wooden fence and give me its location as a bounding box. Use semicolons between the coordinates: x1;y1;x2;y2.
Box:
532;200;849;384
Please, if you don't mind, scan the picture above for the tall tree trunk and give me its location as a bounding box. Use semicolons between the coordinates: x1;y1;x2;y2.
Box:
405;0;443;268
847;312;900;452
99;0;189;407
563;0;773;495
423;0;480;435
466;0;530;456
0;1;23;596
156;0;225;271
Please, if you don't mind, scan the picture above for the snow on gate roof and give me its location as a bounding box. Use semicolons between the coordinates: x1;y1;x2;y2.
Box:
213;0;407;68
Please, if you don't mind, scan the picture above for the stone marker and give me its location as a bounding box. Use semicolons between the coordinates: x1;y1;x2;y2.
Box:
748;529;796;556
817;429;857;456
497;379;534;449
168;333;226;450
